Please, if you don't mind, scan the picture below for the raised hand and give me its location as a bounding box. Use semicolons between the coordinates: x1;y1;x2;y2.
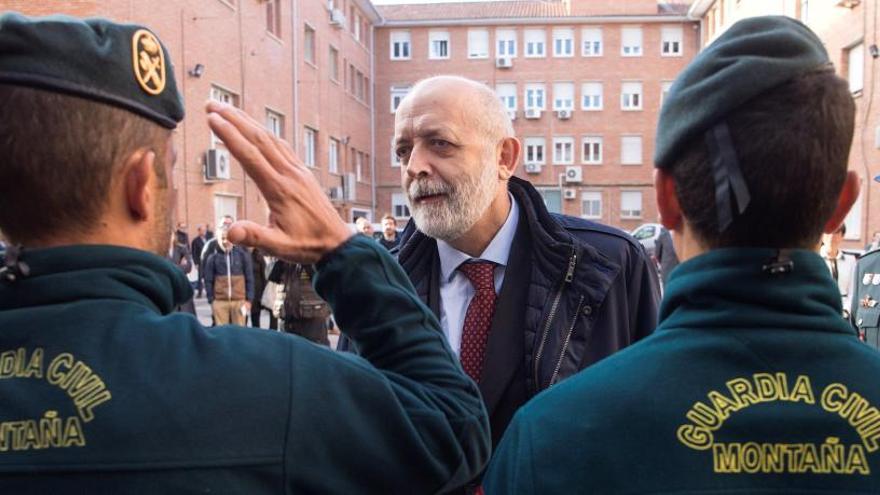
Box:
205;101;352;263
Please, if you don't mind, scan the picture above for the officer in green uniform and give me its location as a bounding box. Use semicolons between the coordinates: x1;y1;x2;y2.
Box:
850;181;880;348
486;16;880;493
0;13;489;493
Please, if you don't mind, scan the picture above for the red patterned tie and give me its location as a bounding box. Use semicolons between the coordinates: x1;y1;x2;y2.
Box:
458;261;497;382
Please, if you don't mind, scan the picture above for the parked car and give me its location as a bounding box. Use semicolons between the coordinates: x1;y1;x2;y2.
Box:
631;223;663;257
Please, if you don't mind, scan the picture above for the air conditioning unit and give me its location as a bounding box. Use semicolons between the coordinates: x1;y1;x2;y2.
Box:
330;9;346;28
525;108;542;119
495;57;513;69
556;109;572;120
205;149;231;180
564;165;582;183
344;173;357;201
328;186;344;202
524;163;542;174
564;188;577;200
507;110;517;121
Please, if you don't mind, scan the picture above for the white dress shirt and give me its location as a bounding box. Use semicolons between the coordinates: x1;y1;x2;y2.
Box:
436;195;520;356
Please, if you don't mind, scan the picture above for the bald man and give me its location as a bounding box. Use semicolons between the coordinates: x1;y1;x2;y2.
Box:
385;75;661;449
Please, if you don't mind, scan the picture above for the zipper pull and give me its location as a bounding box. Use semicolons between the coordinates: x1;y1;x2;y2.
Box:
564;251;577;283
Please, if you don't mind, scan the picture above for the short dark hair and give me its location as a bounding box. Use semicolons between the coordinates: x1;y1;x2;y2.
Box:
382;214;396;223
670;69;855;249
0;85;170;244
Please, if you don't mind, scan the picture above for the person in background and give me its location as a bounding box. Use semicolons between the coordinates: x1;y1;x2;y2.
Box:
485;16;876;493
354;216;374;238
378;214;400;251
654;225;680;285
270;260;330;345
819;223;856;312
250;246;278;330
191;224;207;297
200;214;233;266
204;227;254;326
864;230;880;251
169;223;196;315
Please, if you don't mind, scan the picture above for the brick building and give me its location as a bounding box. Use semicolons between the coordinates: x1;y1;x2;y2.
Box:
0;0;379;233
689;0;880;247
373;0;696;230
1;0;696;237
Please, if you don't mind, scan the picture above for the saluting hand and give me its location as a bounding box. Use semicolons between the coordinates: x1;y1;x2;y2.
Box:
205;102;352;264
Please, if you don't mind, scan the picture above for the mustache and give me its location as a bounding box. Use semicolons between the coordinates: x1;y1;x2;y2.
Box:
408;178;453;200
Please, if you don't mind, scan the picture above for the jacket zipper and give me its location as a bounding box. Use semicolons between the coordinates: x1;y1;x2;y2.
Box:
533;248;577;391
549;295;584;388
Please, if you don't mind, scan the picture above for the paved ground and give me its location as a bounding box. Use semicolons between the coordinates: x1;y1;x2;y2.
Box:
193;294;339;348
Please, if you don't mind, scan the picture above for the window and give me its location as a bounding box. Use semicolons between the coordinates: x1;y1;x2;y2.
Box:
304;24;316;64
356;151;364;181
329;46;339;82
356;71;364;100
349;63;356;93
266;0;281;37
390;86;409;113
553;82;574;110
801;0;809;24
621;191;643;219
524;137;545;164
353;11;361;41
210;86;238;148
497;28;517;57
303;127;316;167
391;137;401;167
524;29;545;58
621;136;643;165
390;31;411;60
525;83;545;110
496;83;517;111
210;86;238;106
621;26;643;56
553;28;574;57
581;82;603;110
392;192;411;218
266;110;283;138
468;29;489;58
848;42;864;94
661;81;673;106
553;137;574;164
429;30;450;59
582;136;602;164
582;191;602;219
582;27;602;56
329;138;340;174
661;26;683;56
363;76;370;106
621;81;642;110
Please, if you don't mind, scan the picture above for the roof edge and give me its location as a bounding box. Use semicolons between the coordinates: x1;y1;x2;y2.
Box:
377;14;694;27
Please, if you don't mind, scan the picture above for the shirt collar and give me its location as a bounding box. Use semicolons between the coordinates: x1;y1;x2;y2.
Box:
437;193;519;283
819;244;844;260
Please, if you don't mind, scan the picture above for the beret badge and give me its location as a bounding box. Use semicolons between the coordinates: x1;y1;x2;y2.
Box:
132;29;165;96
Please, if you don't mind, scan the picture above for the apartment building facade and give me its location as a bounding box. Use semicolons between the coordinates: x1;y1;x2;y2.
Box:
689;0;880;247
373;0;697;231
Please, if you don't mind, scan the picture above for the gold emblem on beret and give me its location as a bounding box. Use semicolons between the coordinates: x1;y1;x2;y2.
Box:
132;29;165;96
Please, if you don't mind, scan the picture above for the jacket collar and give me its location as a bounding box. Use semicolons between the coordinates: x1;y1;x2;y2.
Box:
0;244;192;315
659;248;853;335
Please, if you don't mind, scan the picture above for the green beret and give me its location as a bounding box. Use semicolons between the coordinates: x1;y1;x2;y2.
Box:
654;16;829;168
0;12;184;129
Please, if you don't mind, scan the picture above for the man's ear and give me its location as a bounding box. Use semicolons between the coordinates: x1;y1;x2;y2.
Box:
655;168;683;231
123;150;155;222
823;170;861;234
497;137;521;180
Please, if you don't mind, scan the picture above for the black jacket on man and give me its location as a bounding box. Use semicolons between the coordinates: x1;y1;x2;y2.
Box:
342;177;660;446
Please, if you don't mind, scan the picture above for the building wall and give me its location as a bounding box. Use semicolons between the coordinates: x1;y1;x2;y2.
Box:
694;0;880;248
374;19;696;231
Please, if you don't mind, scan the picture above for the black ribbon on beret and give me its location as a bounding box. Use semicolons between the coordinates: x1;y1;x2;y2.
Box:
705;122;751;232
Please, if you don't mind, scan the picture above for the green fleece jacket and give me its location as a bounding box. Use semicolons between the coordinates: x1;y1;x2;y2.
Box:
486;248;880;494
0;235;490;493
